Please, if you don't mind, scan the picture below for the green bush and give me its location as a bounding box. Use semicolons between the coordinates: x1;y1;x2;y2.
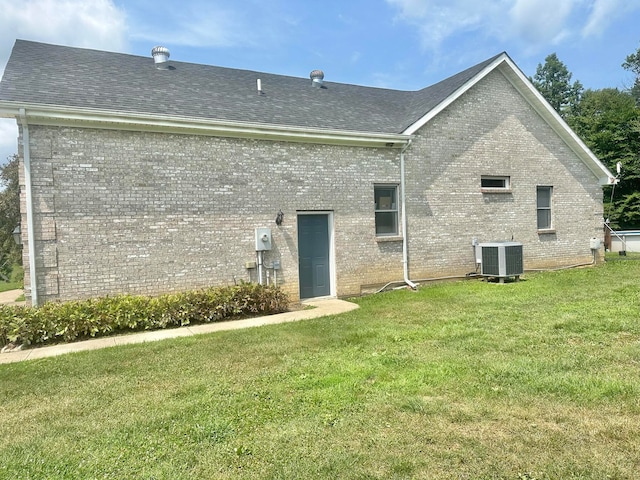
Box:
0;283;289;348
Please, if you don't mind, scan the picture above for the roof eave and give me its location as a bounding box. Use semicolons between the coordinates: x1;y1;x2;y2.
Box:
0;102;412;149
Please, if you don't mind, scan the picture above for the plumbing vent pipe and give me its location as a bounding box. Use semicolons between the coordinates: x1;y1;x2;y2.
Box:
151;46;170;69
310;69;324;87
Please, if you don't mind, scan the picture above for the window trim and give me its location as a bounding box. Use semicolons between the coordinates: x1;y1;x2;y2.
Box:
374;184;400;237
536;185;553;232
481;175;512;193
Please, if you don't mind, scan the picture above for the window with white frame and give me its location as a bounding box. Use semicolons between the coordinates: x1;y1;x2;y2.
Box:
481;175;510;190
537;186;553;230
374;185;399;236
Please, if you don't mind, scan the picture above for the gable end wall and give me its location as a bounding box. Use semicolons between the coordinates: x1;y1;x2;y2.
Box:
404;69;603;278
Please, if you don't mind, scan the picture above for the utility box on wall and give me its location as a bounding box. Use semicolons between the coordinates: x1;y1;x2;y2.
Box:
255;227;272;251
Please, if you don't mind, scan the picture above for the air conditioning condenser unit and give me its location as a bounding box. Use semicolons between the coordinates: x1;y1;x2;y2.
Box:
478;241;523;282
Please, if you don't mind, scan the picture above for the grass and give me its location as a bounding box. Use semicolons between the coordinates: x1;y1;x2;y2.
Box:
0;280;22;293
0;264;23;293
605;251;640;262
1;261;639;479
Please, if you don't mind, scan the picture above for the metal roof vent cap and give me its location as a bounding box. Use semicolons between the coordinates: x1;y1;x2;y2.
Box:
310;69;324;87
151;46;170;69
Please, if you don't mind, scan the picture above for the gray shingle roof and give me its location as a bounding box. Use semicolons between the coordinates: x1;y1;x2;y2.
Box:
0;40;503;134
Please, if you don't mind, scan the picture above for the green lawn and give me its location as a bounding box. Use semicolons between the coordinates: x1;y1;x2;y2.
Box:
0;280;22;293
1;261;639;479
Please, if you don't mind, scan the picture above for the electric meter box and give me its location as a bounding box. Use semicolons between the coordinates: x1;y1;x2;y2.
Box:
590;237;601;250
255;227;272;251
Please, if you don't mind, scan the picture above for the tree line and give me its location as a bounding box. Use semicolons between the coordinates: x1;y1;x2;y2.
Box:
531;46;640;229
0;154;20;280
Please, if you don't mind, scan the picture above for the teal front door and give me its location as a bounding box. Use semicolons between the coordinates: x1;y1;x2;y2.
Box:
298;214;331;299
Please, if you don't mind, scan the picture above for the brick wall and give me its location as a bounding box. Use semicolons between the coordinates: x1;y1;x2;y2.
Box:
21;128;404;303
18;68;605;304
404;69;604;279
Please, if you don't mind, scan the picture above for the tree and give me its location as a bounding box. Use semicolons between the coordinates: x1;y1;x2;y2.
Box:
622;44;640;103
569;89;640;228
0;154;21;280
531;53;583;119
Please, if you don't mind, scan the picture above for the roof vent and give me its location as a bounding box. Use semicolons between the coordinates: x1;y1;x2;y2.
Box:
151;46;170;69
310;69;324;87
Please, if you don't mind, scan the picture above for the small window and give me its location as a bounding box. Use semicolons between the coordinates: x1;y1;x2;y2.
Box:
374;185;398;236
537;186;553;230
481;176;510;190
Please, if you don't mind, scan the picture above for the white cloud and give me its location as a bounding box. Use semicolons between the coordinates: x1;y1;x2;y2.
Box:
0;0;128;73
131;5;251;47
384;0;640;55
581;0;637;37
386;0;505;49
129;1;294;49
508;0;575;46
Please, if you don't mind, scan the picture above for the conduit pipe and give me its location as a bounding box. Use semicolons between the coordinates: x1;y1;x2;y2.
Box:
376;274;470;294
257;251;264;285
375;256;598;294
19;108;38;306
400;139;417;290
376;249;598;294
525;249;597;272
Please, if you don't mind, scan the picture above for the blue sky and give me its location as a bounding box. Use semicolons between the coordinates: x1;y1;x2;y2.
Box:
1;0;639;165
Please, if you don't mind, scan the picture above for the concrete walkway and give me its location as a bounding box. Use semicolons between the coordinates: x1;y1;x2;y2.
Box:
0;288;24;306
0;298;359;364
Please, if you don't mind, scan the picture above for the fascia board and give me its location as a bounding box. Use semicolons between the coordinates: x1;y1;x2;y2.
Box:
496;58;617;185
0;103;411;149
402;53;510;136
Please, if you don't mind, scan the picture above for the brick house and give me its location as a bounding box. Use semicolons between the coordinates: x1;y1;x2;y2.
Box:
0;40;616;305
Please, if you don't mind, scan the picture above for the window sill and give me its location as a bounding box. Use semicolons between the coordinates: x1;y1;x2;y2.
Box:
537;229;556;235
375;235;403;243
481;188;513;194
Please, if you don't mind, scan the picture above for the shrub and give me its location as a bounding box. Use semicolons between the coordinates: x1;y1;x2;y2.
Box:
0;283;289;348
